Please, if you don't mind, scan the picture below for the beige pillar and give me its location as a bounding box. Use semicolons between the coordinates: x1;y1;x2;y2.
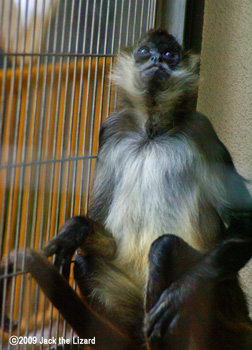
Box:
197;0;252;313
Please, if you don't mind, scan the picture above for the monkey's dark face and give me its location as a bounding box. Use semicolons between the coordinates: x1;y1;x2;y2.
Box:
133;29;181;85
112;29;199;108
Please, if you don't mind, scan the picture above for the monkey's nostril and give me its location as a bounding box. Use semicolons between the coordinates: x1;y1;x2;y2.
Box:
151;55;163;63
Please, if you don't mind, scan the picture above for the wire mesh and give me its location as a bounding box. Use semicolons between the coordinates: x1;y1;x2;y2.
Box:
0;0;158;348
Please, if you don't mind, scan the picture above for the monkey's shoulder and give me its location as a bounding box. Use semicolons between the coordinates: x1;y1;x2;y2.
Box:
176;111;218;141
99;112;141;146
176;111;233;164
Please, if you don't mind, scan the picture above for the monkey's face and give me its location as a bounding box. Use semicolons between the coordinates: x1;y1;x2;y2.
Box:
112;29;199;105
133;29;181;85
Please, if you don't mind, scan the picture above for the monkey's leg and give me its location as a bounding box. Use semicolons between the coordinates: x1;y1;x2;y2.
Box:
145;234;202;350
0;249;138;350
146;236;252;350
73;251;146;348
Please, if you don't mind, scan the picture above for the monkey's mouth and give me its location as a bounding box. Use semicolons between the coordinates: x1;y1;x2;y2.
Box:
141;64;170;81
144;64;167;72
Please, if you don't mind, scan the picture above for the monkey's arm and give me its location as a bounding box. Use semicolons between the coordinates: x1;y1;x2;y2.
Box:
183;111;252;240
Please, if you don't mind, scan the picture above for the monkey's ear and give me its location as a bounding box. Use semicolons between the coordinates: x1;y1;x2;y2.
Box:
119;46;134;55
181;51;201;74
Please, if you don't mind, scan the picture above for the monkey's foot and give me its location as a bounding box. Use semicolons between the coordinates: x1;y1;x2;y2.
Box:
145;280;192;344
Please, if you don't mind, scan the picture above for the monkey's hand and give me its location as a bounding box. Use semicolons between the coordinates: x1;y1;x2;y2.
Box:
42;216;93;280
145;277;195;344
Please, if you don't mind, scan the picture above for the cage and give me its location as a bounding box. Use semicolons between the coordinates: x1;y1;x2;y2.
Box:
0;0;204;349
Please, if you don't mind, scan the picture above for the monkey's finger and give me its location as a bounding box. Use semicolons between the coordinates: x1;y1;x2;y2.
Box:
148;309;186;344
147;288;171;326
42;241;60;257
145;301;171;338
54;251;66;271
147;308;175;341
164;313;183;336
61;255;73;281
53;249;75;281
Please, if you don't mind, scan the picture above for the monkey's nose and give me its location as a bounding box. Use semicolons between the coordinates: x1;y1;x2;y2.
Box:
151;55;163;63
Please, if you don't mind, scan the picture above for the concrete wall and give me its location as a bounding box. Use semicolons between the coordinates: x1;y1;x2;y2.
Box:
197;0;252;312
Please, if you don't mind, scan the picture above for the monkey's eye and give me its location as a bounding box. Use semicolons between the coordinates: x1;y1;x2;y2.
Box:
164;51;175;59
139;46;150;55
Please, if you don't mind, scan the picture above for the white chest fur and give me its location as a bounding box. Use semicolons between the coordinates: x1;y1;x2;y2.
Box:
104;134;203;279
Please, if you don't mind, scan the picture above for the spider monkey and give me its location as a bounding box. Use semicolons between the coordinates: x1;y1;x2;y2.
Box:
1;28;252;350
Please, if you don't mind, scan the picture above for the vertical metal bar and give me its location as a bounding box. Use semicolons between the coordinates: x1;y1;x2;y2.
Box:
125;0;132;46
151;0;158;28
0;0;12;292
51;0;71;340
78;0;97;212
0;1;17;344
118;0;126;50
132;0;138;44
82;0;98;213
0;0;7;152
14;0;37;343
148;0;154;29
68;0;91;340
98;0;117;137
76;0;90;214
41;0;62;341
59;0;77;339
21;0;37;341
105;0;118;118
30;0;52;339
36;2;53;248
59;0;76;224
113;0;126;108
90;0;106;136
32;0;64;341
80;0;103;212
0;0;3;45
84;0;109;211
0;5;9;347
28;1;47;250
146;0;152;31
52;0;67;238
139;0;146;38
34;16;64;343
69;0;85;217
43;0;61;246
6;0;23;342
111;0;119;54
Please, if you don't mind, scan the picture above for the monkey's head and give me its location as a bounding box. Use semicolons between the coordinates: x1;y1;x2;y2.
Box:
112;28;200;111
133;29;182;85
